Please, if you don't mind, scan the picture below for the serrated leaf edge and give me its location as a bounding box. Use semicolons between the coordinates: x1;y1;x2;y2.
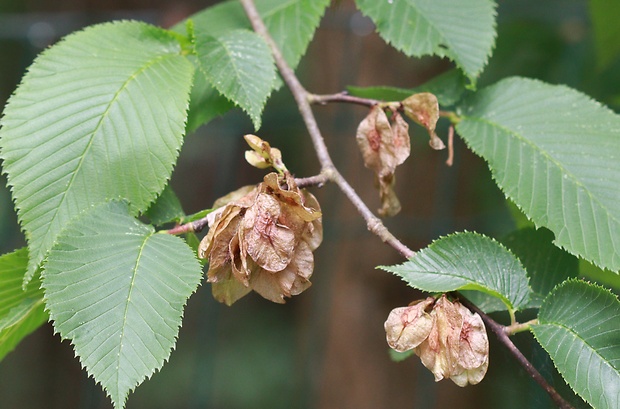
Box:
41;201;202;408
0;21;194;287
357;0;497;85
378;230;533;311
196;29;276;129
531;278;620;408
457;76;620;272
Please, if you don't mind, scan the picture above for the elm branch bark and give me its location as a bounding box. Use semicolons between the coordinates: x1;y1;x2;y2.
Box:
238;3;574;408
239;0;414;260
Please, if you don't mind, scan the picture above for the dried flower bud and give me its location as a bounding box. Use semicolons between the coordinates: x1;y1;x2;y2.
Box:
384;297;435;352
401;92;445;150
199;171;322;305
356;106;411;217
244;134;271;157
245;150;272;169
385;295;490;387
244;134;287;172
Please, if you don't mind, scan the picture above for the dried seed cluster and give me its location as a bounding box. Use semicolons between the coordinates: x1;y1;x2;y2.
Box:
356;105;410;216
385;295;489;386
199;172;322;305
355;92;442;217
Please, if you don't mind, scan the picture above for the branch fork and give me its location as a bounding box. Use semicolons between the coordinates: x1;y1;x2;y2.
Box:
175;1;575;407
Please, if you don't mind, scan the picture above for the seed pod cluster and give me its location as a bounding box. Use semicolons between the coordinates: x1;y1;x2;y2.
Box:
385;295;489;386
199;172;322;306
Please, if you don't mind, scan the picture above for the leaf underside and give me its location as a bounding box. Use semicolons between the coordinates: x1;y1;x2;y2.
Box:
457;77;620;273
380;231;531;311
532;280;620;409
355;0;496;85
0;21;194;283
43;201;202;408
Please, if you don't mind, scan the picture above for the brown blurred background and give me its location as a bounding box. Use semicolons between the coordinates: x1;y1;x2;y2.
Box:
0;0;613;408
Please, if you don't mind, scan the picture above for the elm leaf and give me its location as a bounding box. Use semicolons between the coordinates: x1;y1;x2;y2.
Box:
457;77;620;272
380;232;531;312
195;29;275;130
355;0;496;84
184;0;329;130
43;201;202;409
532;280;620;409
0;21;194;283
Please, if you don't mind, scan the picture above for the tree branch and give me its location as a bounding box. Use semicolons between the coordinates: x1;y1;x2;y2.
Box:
164;173;330;235
239;0;414;260
294;173;330;189
308;92;459;168
239;2;572;408
308;91;380;107
458;296;575;409
163;216;210;235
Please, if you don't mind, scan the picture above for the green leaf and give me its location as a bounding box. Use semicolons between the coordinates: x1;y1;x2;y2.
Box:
590;0;620;70
460;228;573;313
501;227;579;309
355;0;496;85
380;232;531;311
144;184;186;226
183;209;212;224
532;280;620;409
181;0;329;69
176;0;330;130
43;201;202;408
456;77;620;273
0;21;194;283
347;69;468;107
256;0;330;67
195;29;275;130
0;248;47;361
185;64;235;133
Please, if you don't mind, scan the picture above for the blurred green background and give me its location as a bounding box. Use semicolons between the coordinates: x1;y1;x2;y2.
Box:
1;0;618;408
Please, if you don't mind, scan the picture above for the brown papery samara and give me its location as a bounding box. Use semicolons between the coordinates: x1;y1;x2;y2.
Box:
199;172;322;305
385;295;489;386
